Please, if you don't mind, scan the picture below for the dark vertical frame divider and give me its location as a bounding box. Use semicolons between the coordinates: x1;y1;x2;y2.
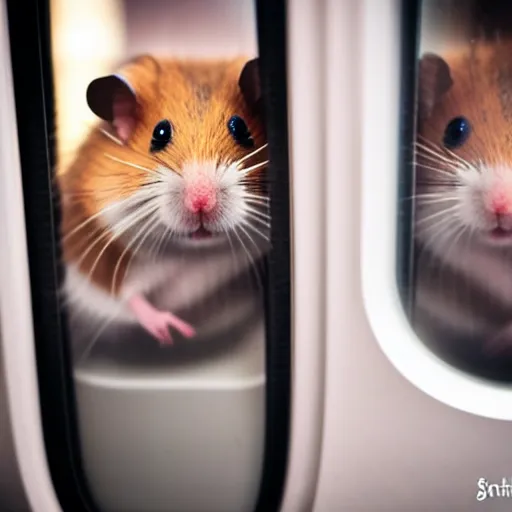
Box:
253;0;291;511
5;0;291;511
396;0;422;315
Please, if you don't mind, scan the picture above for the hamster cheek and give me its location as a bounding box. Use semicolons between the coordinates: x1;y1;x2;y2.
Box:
156;169;198;234
458;185;487;230
218;186;247;231
458;168;495;231
214;164;248;231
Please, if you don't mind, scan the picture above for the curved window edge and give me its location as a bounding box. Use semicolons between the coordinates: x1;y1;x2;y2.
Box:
360;0;512;421
0;0;63;510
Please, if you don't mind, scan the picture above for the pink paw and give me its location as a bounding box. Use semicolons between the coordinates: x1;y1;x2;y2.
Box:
164;312;196;339
128;295;196;345
142;310;195;344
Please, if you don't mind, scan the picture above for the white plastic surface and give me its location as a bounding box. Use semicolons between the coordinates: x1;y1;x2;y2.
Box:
0;347;30;510
0;0;63;510
73;319;265;512
314;1;512;511
278;0;326;510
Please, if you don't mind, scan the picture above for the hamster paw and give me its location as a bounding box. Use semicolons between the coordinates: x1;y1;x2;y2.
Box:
128;294;196;345
143;310;195;345
164;312;196;339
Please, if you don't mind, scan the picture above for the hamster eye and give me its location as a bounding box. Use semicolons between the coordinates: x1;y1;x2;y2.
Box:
227;115;254;149
443;116;471;149
150;119;173;152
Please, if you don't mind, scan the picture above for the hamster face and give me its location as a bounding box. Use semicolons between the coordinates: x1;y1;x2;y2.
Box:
416;43;512;252
77;57;269;256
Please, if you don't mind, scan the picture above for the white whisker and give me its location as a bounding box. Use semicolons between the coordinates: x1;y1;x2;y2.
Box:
151;223;172;262
240;218;270;242
239;159;269;176
244;211;271;229
418;134;477;170
62;196;135;242
415;204;460;227
242;192;270;202
416;215;458;247
414;149;461;172
244;205;271;220
426;219;462;250
403;191;457;200
444;222;469;260
414;141;462;165
415;196;459;205
88;205;160;279
236;143;268;166
416;163;459;179
103;153;165;178
76;303;125;364
232;227;264;289
75;201;160;282
100;128;123;146
66;193;159;254
110;208;161;294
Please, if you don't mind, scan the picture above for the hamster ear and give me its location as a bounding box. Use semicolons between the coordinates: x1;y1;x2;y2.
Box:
418;53;453;119
86;74;138;143
239;58;262;111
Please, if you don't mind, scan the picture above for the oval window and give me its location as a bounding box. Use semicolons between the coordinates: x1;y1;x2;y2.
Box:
401;0;512;383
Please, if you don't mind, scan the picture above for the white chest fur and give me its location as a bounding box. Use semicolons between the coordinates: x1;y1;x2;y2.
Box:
63;239;267;353
413;232;512;341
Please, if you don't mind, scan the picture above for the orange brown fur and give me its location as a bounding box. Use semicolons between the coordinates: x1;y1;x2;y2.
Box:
57;56;267;296
418;39;512;166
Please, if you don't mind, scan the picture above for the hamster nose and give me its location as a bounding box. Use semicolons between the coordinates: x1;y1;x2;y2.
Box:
487;190;512;216
184;179;217;214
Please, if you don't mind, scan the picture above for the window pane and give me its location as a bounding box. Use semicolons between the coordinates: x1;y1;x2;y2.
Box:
404;0;512;382
45;0;283;509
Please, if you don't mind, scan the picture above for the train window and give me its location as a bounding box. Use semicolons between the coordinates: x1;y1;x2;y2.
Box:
6;0;290;510
399;0;512;383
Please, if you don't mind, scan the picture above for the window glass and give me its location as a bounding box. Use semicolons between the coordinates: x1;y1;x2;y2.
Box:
46;0;276;510
404;0;512;382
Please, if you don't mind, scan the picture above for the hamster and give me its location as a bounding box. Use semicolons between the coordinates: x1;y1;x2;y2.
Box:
412;38;512;373
57;55;270;358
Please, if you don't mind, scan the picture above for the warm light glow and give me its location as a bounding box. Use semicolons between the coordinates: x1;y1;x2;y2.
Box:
50;0;126;174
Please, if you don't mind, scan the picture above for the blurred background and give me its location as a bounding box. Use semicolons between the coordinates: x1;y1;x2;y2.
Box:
420;0;512;54
49;0;258;171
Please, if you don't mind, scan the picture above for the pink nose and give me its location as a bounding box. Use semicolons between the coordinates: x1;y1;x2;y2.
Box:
184;180;217;213
489;191;511;215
